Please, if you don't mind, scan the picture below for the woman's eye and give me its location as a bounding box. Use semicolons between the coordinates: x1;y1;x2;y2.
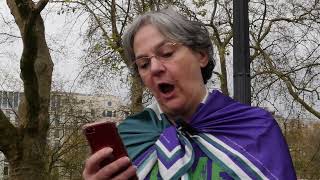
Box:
138;61;150;69
160;52;174;58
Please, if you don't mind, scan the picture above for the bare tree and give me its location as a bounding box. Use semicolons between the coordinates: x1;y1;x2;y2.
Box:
249;0;320;119
51;0;138;114
0;0;53;179
53;0;177;114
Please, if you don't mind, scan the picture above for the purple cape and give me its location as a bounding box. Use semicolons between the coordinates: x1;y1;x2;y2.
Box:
118;90;296;179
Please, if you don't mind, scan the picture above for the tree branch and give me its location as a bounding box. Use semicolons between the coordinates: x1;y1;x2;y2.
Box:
210;0;218;25
0;109;18;156
0;33;21;39
10;0;32;18
257;0;267;40
35;0;49;14
110;0;122;50
260;48;320;119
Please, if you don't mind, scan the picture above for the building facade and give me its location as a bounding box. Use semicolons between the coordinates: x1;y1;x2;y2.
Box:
0;90;128;179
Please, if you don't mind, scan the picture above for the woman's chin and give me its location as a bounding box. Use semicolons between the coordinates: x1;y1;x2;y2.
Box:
161;102;187;117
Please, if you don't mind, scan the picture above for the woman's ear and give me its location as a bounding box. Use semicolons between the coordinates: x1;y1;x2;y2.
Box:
197;50;209;68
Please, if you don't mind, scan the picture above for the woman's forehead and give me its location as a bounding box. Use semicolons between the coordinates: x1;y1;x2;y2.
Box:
133;25;166;50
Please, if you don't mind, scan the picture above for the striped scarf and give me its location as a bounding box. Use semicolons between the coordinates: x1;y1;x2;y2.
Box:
118;90;296;179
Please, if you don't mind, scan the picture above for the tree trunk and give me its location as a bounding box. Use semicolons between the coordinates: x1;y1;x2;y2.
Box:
8;135;48;179
130;73;144;114
218;48;229;96
2;0;53;179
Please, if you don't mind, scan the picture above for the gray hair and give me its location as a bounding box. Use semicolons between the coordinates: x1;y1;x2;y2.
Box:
122;7;215;84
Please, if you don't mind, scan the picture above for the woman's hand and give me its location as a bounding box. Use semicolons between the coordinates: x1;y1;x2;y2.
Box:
83;147;137;180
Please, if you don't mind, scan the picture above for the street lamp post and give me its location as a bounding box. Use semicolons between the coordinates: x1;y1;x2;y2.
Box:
233;0;251;105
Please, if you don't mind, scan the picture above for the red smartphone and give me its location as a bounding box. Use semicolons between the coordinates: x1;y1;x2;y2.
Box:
82;121;128;165
83;121;128;163
83;121;138;180
83;121;138;179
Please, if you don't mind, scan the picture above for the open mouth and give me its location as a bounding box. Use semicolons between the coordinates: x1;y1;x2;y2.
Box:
158;83;175;94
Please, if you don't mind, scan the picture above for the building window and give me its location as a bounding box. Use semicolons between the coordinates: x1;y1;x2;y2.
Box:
54;140;60;149
108;101;112;106
91;109;96;117
13;92;19;108
8;92;13;108
0;91;2;108
102;110;113;117
113;111;117;117
107;111;112;117
2;91;7;108
56;95;61;108
51;95;61;110
54;116;60;127
3;166;8;176
50;95;56;111
54;129;60;138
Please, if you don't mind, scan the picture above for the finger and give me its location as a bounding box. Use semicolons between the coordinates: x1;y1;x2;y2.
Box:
84;147;113;175
97;156;131;179
112;165;138;180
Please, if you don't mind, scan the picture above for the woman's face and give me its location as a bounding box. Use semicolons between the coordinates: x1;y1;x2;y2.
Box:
133;24;208;120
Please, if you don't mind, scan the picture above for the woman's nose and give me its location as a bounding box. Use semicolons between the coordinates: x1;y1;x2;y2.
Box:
149;56;166;76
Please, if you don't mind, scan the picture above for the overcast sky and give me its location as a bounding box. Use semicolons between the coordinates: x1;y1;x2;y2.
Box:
0;2;97;93
0;1;132;104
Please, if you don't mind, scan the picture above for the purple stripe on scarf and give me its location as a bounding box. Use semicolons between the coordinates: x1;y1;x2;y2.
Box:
156;128;186;168
157;150;184;169
189;90;296;179
158;126;179;151
133;145;156;167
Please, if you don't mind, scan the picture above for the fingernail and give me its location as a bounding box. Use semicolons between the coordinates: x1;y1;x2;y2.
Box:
121;156;130;162
105;147;113;153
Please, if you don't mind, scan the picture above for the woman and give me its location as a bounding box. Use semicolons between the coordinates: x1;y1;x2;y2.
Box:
83;7;296;180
